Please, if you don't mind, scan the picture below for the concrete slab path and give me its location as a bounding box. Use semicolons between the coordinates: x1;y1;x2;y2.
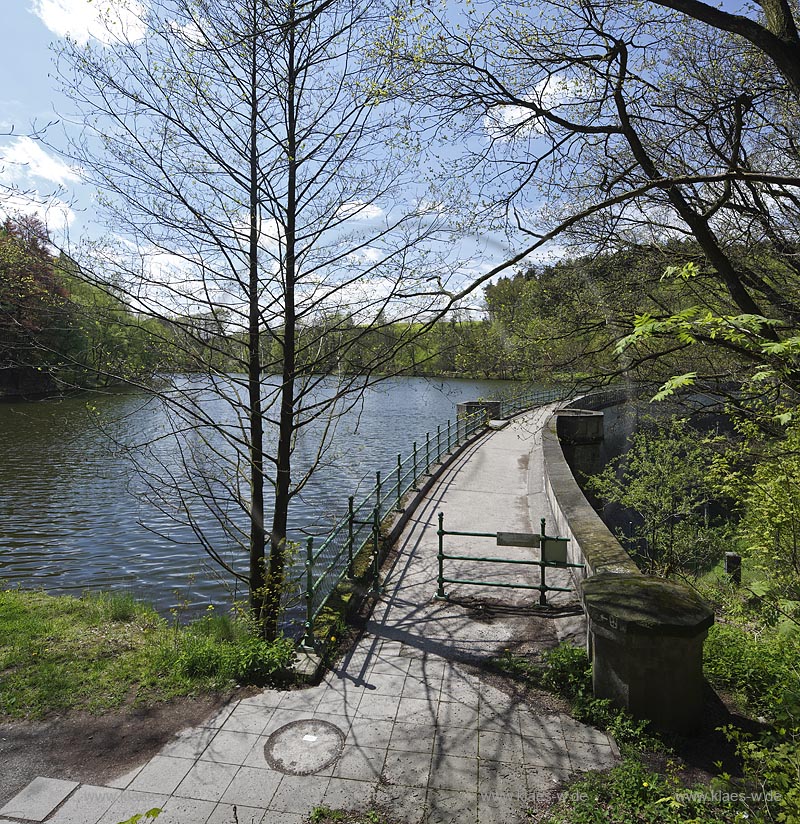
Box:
1;407;616;824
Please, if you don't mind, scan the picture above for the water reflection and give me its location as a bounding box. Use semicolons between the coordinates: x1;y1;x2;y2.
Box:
0;376;519;614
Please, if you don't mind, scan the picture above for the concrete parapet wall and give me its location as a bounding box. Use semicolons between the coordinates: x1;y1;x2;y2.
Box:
542;414;639;581
542;390;714;734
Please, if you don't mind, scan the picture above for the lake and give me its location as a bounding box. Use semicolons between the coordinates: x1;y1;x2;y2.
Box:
0;375;520;615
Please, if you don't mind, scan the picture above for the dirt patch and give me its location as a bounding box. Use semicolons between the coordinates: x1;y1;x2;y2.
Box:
0;692;239;807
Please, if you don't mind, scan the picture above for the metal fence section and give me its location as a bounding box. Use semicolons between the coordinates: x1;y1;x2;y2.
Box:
289;383;576;646
435;513;584;606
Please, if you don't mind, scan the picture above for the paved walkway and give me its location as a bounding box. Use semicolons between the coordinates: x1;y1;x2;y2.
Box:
0;408;617;824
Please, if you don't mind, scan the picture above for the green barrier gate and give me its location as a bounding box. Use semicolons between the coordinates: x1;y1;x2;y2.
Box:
435;513;584;606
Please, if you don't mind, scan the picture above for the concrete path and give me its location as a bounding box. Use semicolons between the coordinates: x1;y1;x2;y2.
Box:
0;408;617;824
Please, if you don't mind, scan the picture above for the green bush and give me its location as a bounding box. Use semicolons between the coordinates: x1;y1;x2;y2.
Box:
703;622;800;717
544;756;736;824
166;627;296;687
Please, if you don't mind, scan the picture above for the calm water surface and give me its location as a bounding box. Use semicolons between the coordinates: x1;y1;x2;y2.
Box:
0;376;519;613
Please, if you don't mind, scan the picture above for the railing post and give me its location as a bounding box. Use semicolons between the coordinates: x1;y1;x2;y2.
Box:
396;453;402;511
346;495;355;578
436;511;446;599
301;536;315;647
425;432;430;471
376;470;382;516
371;504;382;596
436;424;441;461
539;517;547;607
447;419;452;452
412;441;418;489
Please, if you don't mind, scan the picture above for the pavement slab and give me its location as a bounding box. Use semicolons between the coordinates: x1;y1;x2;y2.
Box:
9;407;616;824
0;777;79;822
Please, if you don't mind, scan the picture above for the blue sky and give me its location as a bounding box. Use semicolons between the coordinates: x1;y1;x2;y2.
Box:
0;1;110;239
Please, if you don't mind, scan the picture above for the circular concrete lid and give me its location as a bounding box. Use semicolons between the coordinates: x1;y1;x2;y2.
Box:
264;719;345;775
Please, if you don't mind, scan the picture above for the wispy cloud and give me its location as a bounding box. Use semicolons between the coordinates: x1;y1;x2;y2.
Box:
3;137;80;186
335;200;384;221
30;0;147;46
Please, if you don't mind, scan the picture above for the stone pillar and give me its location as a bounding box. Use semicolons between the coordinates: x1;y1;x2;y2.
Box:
580;573;714;735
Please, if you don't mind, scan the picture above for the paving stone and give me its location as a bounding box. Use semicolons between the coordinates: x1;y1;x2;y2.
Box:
373;784;426;824
567;740;617;772
331;745;387;781
397;696;438;725
476;793;533;824
0;777;79;822
558;716;612;745
346;718;394;749
219;766;281;808
522;736;572;770
237;691;283;710
438;679;480;708
479;708;518;735
95;790;170;824
312;710;355;733
200;730;260;765
48;785;121;824
157;796;216;824
276;690;323;712
428;755;479;792
433;728;477;759
424;788;477;824
128;756;194;795
401;675;433;700
103;764;144;790
525;765;575;795
159;726;219;760
368;657;412;678
268;774;330;813
362;673;406;698
206;803;265;824
390;722;436;753
382;750;432;788
221;704;274;735
315;692;363;716
261;709;311;737
323;777;376;811
201;704;236;729
518;712;564;742
437;701;479;730
477;760;527;801
354;693;401;722
174;760;238;802
478;730;524;764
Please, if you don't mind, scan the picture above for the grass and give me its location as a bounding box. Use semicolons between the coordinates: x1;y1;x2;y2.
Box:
0;588;297;719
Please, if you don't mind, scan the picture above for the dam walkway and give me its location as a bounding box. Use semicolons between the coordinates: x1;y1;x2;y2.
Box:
0;406;617;824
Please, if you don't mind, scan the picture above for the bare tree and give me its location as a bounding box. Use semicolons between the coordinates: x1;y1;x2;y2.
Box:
57;0;464;637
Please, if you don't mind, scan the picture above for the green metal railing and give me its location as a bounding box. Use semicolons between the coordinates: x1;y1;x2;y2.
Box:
289;383;573;646
435;513;584;606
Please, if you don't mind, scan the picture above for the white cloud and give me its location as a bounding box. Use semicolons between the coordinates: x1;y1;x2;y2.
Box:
30;0;147;46
484;74;578;140
0;139;78;238
335;201;384;221
0;187;77;237
3;137;80;186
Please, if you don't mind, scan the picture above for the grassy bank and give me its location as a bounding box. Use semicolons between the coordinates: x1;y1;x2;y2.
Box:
0;588;296;720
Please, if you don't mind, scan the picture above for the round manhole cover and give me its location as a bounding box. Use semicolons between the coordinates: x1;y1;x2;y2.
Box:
264;719;345;775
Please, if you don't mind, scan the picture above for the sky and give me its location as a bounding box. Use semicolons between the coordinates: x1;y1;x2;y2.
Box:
0;1;102;238
0;0;517;285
